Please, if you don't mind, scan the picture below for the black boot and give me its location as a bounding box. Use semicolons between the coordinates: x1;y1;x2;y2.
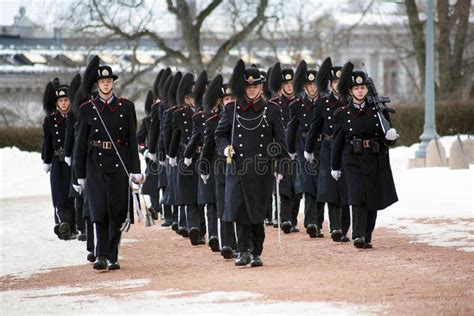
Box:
208;236;220;252
93;256;108;270
331;230;343;242
250;255;263;267
340;235;351;242
178;227;189;238
235;251;251;266
221;246;233;259
87;252;96;263
189;227;200;246
281;221;292;234
161;219;172;227
354;237;365;249
107;260;121;270
306;224;318;238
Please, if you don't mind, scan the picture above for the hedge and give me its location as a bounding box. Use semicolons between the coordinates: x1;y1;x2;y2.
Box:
0;102;472;151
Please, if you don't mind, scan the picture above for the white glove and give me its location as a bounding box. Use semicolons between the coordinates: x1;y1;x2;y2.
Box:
146;151;157;162
201;174;210;184
289;153;296;160
385;128;399;141
224;146;235;157
331;170;341;181
169;157;177;167
184;157;192;167
274;173;284;184
43;163;51;173
78;178;86;189
304;151;314;162
72;184;83;195
158;159;167;166
130;173;145;184
64;156;71;166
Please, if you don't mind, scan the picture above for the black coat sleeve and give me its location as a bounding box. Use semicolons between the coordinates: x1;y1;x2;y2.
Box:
199;120;217;175
41;117;53;164
147;107;160;154
214;106;232;156
163;110;174;157
168;111;181;158
184;115;201;158
269;104;290;175
305;105;324;153
127;102;141;174
74;107;90;179
331;114;347;171
64;115;76;157
136;117;148;148
286;102;300;154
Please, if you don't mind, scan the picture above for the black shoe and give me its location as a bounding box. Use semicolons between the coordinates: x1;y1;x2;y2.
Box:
149;208;159;221
221;246;233;259
306;224;318;238
93;256;108;270
340;235;351;242
178;227;189;238
272;220;279;228
189;227;200;246
316;227;324;238
281;221;292;234
161;219;172;227
78;233;87;241
198;236;206;245
264;218;273;226
54;224;62;239
171;222;178;232
364;242;373;249
235;251;251;266
59;223;70;240
209;236;220;252
250;255;263;267
354;237;365;249
331;230;343;242
107;261;121;270
233;250;239;258
87;252;96;263
291;226;300;233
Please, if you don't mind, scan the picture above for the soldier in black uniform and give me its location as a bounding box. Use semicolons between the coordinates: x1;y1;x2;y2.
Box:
268;62;301;234
137;89;160;220
331;62;399;249
200;74;237;258
42;81;76;240
146;68;174;226
215;60;289;267
304;57;350;242
169;72;208;246
75;62;142;270
287;60;324;238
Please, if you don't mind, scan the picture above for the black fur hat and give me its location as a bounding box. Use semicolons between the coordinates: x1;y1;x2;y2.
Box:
42;81;57;115
158;68;172;99
337;61;354;103
177;72;194;107
153;69;165;97
204;74;224;114
293;60;307;95
229;59;246;100
81;55;100;97
316;57;332;96
262;66;273;99
144;90;154;115
193;70;208;109
168;71;183;106
269;62;282;93
161;75;173;103
68;74;82;118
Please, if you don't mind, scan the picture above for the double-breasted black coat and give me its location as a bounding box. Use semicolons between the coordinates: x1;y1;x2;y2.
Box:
74;95;141;224
331;102;398;211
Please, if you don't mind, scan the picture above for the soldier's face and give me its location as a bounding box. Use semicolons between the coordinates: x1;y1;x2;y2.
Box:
304;82;318;98
97;78;114;94
351;85;368;101
223;95;235;105
245;84;262;100
185;95;195;106
330;79;339;93
56;97;70;112
282;81;294;95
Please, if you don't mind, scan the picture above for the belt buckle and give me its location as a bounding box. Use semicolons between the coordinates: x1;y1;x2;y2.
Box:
363;140;371;148
317;134;322;141
103;141;112;149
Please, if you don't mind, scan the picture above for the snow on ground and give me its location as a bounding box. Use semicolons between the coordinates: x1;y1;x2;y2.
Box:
1;282;382;315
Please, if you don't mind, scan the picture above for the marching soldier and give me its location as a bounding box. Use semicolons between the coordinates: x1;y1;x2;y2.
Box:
169;72;208;246
304;57;350;242
42;80;76;240
331;62;399;249
268;62;301;234
200;74;237;258
75;60;142;270
215;60;288;267
287;60;325;238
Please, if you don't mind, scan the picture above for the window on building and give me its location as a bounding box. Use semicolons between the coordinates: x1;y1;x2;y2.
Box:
383;59;398;95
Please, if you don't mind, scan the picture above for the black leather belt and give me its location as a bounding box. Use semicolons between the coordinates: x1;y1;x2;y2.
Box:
90;140;127;149
348;138;380;153
54;149;65;156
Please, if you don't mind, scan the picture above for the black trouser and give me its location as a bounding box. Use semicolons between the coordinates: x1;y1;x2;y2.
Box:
177;205;187;228
171;205;178;223
292;196;301;226
206;203;218;238
341;205;351;235
93;220;122;262
237;222;265;256
328;202;342;232
352;205;378;243
86;217;94;252
162;203;172;221
55;206;75;229
303;193;324;229
280;195;294;223
186;203;206;236
75;197;85;233
220;220;236;249
150;195;161;213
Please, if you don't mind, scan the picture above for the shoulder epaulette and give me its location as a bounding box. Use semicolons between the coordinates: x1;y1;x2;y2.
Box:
192;110;203;117
334;105;349;117
79;99;93;109
206;113;219;122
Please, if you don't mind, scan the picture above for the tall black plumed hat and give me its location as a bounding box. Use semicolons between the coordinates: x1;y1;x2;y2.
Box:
193;70;208;109
144;90;154;115
177;72;194;107
168;71;183;106
158;68;172;99
203;74;224;114
337;61;354;103
152;69;164;97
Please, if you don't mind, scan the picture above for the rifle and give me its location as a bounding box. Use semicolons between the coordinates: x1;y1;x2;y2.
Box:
361;63;395;134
